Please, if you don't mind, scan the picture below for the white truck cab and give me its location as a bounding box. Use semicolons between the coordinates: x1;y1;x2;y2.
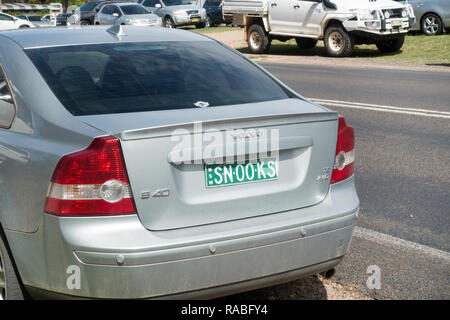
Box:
222;0;416;57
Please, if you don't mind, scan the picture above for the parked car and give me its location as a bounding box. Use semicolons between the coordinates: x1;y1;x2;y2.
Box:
56;13;73;26
17;14;53;28
94;2;162;26
0;25;358;299
203;0;224;27
395;0;450;35
138;0;207;28
68;0;125;26
0;12;34;30
223;0;416;57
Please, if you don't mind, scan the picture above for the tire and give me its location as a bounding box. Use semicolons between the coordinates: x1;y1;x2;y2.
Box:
376;35;405;53
195;22;206;29
421;13;443;36
205;15;212;28
80;20;91;26
164;16;175;28
324;26;354;57
247;24;271;54
295;37;318;49
19;25;30;29
0;229;25;300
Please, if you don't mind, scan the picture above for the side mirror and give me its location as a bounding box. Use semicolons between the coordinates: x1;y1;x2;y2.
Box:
112;13;119;17
155;3;162;8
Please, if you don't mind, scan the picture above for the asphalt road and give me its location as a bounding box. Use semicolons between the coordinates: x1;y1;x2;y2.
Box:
258;62;450;299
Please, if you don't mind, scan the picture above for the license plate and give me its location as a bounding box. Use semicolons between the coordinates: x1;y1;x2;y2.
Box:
205;159;278;188
191;18;199;23
391;19;403;27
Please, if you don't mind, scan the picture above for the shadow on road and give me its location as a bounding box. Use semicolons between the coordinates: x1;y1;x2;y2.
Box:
222;275;328;300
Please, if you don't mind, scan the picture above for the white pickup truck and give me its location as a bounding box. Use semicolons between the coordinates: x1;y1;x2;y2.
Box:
222;0;416;57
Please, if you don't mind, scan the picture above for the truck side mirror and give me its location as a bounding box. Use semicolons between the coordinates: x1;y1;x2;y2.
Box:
155;3;162;8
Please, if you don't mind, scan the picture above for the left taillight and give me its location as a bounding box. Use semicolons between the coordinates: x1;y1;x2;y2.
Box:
330;116;355;184
44;136;137;217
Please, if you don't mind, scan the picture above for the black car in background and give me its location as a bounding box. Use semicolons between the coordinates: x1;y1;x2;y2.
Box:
56;13;73;26
203;0;223;27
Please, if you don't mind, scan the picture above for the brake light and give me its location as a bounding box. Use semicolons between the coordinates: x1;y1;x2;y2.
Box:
44;136;137;216
330;116;355;184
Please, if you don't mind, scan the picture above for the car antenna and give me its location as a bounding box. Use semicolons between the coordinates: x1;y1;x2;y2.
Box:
107;24;127;38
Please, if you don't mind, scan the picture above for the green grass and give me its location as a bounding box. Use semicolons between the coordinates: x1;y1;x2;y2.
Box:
237;33;450;65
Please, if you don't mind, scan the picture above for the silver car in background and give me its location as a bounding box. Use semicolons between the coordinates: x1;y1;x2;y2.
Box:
396;0;450;35
94;2;162;26
0;25;358;299
139;0;207;28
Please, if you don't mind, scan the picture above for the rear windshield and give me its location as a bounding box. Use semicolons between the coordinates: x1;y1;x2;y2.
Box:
25;41;291;116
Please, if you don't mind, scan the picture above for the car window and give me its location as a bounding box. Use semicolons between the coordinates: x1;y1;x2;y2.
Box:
111;6;123;15
143;0;161;7
162;0;192;6
0;67;16;128
0;13;14;21
80;1;101;11
120;5;149;15
206;0;221;5
101;5;114;15
28;16;42;22
25;42;292;116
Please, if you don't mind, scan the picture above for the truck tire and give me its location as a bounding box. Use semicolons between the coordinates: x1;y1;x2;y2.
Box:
421;13;443;36
247;24;271;54
295;38;318;49
80;20;91;26
0;229;25;300
324;26;354;57
376;35;405;53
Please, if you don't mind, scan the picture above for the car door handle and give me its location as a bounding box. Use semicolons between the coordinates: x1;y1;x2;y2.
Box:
293;4;300;9
271;3;277;7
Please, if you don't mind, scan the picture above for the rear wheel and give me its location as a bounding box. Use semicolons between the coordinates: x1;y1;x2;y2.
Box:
376;35;405;53
421;13;443;36
295;37;318;49
205;15;212;28
324;26;354;57
164;16;175;28
247;24;271;54
80;20;91;26
0;229;25;300
19;25;29;29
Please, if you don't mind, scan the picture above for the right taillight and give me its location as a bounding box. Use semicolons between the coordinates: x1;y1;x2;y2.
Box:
331;116;355;184
44;136;137;217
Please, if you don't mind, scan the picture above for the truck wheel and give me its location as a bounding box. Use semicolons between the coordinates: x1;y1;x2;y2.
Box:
247;24;271;54
324;26;354;57
376;35;405;53
421;13;443;36
80;20;91;26
295;38;318;49
0;229;25;300
205;15;212;28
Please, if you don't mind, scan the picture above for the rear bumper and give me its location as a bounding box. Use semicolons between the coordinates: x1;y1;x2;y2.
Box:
6;177;358;299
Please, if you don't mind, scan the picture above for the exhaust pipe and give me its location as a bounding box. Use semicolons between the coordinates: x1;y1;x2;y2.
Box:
321;268;336;279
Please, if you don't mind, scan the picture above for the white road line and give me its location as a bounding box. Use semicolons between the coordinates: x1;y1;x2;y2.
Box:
309;98;450;119
354;226;450;262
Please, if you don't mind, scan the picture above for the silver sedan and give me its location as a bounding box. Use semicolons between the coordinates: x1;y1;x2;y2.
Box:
0;25;358;299
94;2;162;27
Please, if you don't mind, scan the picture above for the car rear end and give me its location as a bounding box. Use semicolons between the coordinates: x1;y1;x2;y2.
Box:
1;27;358;299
